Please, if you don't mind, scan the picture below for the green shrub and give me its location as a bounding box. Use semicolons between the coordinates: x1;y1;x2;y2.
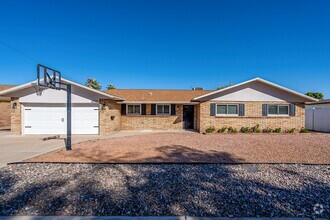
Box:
300;127;308;133
250;124;261;133
205;126;216;133
262;128;273;133
227;126;237;133
218;126;227;133
240;127;250;133
287;128;296;133
274;128;282;133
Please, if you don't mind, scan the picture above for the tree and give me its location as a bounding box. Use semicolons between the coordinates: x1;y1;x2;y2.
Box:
85;78;101;90
217;85;228;90
305;92;324;100
217;80;233;90
106;84;116;90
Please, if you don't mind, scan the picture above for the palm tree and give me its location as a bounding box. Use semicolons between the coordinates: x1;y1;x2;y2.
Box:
106;84;116;90
85;78;101;90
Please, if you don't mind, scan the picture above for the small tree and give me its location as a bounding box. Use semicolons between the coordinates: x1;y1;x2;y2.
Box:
305;92;324;100
106;84;116;90
85;78;101;90
217;85;228;90
217;80;233;90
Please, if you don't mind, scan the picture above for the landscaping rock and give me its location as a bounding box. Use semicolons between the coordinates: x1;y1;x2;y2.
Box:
0;163;329;217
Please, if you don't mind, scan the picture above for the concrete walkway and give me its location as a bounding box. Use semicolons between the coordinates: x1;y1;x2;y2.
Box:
0;130;193;168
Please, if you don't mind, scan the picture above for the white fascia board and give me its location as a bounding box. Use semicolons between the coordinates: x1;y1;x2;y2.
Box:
61;78;125;100
193;77;318;102
0;78;125;101
117;101;200;105
0;80;38;96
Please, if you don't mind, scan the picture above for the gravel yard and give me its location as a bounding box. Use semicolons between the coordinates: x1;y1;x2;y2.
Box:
0;163;329;217
28;133;330;163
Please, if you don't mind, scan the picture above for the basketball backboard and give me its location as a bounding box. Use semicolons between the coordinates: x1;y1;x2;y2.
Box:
37;64;62;90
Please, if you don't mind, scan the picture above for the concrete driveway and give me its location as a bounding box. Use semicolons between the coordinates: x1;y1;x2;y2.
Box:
0;130;190;168
0;131;103;168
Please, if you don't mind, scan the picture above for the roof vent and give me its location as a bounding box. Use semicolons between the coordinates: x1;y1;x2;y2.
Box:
192;87;203;90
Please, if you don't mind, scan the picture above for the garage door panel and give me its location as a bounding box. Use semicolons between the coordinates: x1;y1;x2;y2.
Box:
72;107;99;134
24;106;99;135
24;107;66;134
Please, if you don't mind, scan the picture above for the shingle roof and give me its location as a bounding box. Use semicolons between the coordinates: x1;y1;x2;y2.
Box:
103;89;214;102
0;85;15;91
0;85;15;101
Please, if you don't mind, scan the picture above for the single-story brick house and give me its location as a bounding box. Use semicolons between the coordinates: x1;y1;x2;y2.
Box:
0;77;317;135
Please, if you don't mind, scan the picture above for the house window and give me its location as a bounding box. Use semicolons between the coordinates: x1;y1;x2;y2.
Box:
127;104;141;115
157;104;170;115
216;104;238;115
268;105;289;115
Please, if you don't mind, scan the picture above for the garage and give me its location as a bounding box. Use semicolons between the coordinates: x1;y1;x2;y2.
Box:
23;105;99;135
0;78;124;135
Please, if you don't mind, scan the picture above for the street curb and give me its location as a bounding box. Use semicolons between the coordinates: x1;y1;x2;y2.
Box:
7;161;330;166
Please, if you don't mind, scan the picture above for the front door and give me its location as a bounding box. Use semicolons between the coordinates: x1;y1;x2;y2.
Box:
183;105;194;129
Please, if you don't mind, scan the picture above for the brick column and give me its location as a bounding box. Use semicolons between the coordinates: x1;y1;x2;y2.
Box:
99;99;121;135
10;98;21;134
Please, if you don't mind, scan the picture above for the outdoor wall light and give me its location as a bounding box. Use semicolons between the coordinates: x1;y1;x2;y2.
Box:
101;103;106;110
12;102;17;109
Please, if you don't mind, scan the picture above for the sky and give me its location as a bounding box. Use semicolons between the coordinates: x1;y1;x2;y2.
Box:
0;0;329;97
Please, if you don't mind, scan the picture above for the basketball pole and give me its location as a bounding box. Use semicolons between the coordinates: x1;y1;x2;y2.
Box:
37;64;72;151
66;84;72;150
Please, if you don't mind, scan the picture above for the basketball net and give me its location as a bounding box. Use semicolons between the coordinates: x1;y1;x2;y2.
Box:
31;83;45;96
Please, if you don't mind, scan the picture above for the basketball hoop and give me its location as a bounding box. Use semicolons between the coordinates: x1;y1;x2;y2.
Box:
36;64;72;151
37;64;61;90
31;83;45;96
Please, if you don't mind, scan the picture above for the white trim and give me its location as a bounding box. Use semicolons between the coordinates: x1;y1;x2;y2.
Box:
126;104;142;115
61;78;124;100
156;104;171;115
216;104;239;116
0;81;36;96
267;104;289;116
117;101;200;104
0;78;125;101
193;77;318;102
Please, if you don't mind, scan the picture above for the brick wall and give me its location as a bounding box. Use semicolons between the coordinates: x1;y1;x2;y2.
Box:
121;104;184;130
0;101;11;127
10;98;21;134
199;101;305;133
6;98;306;135
196;104;200;131
99;99;121;135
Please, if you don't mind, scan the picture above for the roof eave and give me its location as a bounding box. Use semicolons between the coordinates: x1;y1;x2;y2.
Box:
0;80;37;96
193;77;318;102
0;78;126;101
117;101;200;104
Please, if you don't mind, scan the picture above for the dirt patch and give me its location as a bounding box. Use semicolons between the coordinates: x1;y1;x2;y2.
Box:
27;132;330;164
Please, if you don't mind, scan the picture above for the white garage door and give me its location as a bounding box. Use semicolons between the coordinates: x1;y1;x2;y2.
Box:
24;105;99;135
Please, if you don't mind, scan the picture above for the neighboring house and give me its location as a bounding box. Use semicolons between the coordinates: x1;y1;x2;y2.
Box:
0;85;15;128
0;77;317;135
305;100;330;132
